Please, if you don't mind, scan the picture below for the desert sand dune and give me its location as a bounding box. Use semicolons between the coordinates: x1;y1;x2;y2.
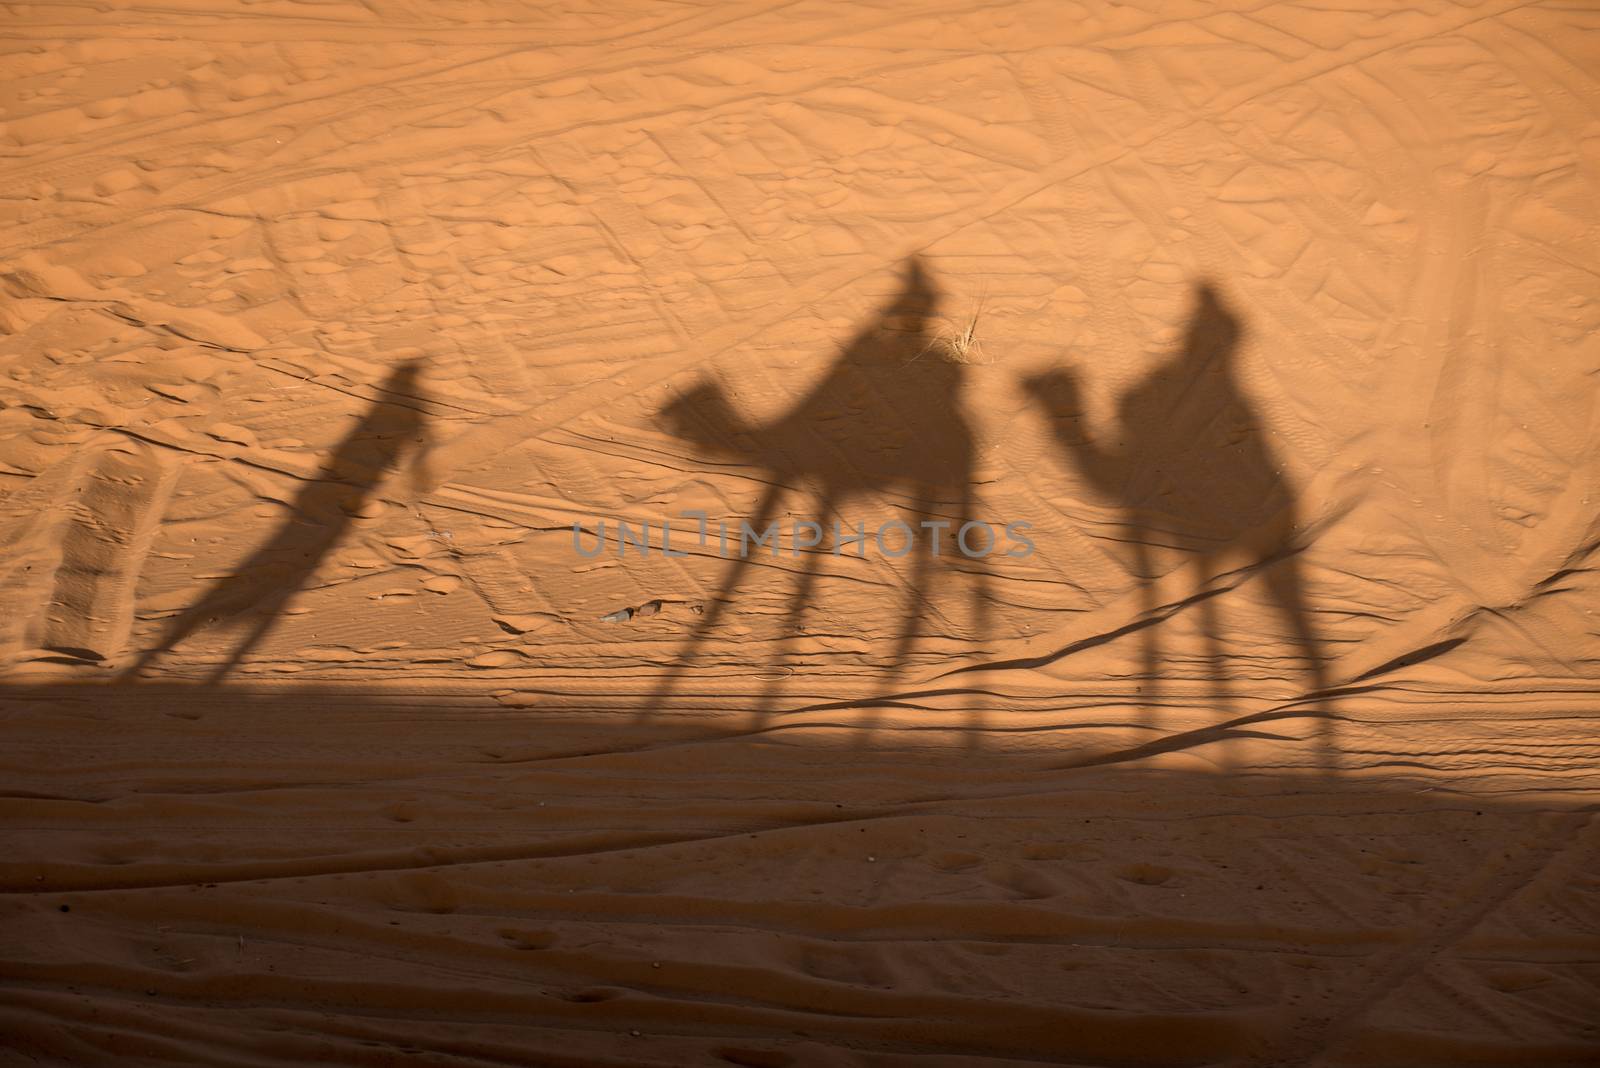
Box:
2;0;1599;1064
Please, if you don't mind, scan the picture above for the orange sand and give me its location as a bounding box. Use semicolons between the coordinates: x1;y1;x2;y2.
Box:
2;2;1598;1064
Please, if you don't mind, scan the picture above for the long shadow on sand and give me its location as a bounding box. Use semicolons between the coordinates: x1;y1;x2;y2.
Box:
1;679;1595;1066
123;360;433;685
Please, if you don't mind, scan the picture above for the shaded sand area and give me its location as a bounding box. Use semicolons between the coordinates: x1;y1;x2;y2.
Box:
3;676;1600;1065
3;0;1600;1063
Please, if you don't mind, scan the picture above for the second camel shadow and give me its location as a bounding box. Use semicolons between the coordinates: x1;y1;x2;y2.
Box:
648;256;990;738
1022;283;1336;768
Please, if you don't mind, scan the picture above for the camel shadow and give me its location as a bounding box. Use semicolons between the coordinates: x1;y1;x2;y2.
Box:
123;360;433;684
1022;283;1335;767
649;257;990;740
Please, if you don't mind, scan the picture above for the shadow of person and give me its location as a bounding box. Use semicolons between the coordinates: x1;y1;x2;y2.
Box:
123;359;433;684
1022;283;1335;768
650;256;990;742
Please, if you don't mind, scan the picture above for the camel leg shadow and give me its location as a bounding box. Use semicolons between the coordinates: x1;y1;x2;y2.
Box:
1192;556;1238;770
1259;547;1336;772
749;496;836;731
1130;534;1163;735
871;486;992;751
641;483;785;725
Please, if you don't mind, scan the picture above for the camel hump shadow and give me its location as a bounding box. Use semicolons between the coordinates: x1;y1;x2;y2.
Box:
1023;282;1334;765
125;359;433;683
650;256;991;732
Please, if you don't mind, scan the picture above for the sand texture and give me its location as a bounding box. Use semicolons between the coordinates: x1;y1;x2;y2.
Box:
2;1;1599;1064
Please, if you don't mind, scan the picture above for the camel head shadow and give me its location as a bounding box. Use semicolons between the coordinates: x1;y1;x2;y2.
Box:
658;380;753;464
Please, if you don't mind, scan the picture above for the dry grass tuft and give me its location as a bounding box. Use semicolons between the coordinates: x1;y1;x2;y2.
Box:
912;291;990;365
